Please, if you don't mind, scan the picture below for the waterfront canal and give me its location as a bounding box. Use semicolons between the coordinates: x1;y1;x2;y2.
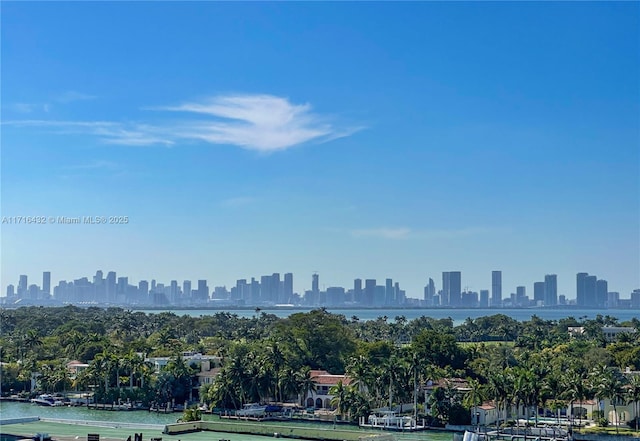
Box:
0;402;454;441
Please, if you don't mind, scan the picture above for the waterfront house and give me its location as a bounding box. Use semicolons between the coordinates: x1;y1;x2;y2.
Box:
303;369;352;409
472;402;498;426
145;352;222;373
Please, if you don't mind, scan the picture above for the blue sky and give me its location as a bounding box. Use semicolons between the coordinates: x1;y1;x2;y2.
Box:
2;2;639;300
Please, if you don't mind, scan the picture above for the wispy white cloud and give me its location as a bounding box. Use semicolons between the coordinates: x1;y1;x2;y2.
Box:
3;94;362;151
158;94;359;152
3;120;174;146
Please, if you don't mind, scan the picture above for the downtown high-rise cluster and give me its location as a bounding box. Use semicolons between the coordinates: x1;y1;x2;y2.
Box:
2;270;640;309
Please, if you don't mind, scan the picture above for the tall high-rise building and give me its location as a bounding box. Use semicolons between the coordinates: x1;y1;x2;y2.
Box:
385;278;394;305
170;280;178;303
544;274;558;306
284;273;293;303
354;279;363;304
596;279;608;308
479;290;489;308
271;273;281;303
424;278;436;304
576;273;588;306
197;280;209;303
183;280;192;301
491;271;502;307
585;275;597;307
364;279;376;306
18;275;28;296
139;280;149;297
42;271;51;295
312;273;319;294
442;271;461;306
533;281;545;303
106;271;116;302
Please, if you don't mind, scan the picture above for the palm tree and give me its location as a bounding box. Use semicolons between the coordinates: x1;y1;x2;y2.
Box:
486;371;508;425
329;380;349;418
296;366;316;407
346;355;373;396
23;329;43;359
92;351;112;396
561;369;587;431
463;378;486;430
626;375;640;433
590;365;626;434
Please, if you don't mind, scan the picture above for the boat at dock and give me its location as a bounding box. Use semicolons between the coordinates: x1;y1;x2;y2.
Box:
30;394;64;407
236;403;268;417
361;411;422;430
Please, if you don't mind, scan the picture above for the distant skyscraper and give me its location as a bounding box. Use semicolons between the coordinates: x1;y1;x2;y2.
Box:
544;274;557;306
596;279;608;308
442;271;461;306
385;278;394;305
170;280;178;303
442;272;450;306
284;273;293;303
197;280;209;302
42;271;51;295
585;275;597;307
364;279;376;306
533;281;545;303
424;278;436;304
312;273;319;294
272;273;281;303
106;272;116;302
576;273;588;306
354;279;363;303
183;280;192;301
479;289;489;308
491;271;502;307
139;280;149;297
18;275;27;296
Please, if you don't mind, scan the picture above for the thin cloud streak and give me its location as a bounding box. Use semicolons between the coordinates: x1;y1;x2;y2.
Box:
159;94;353;152
3;94;362;151
3;120;174;146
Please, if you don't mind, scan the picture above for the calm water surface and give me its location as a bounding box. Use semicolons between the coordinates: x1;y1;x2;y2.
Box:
136;307;640;325
0;402;453;441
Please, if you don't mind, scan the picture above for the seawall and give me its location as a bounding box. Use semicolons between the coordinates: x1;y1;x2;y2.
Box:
163;420;394;441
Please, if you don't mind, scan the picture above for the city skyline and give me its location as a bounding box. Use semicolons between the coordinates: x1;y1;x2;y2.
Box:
2;3;638;299
3;268;638;308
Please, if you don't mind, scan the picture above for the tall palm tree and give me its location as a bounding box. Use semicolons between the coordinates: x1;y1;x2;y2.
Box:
23;329;43;359
463;378;486;429
561;369;587;431
346;355;373;396
486;371;508;425
296;366;316;407
590;365;626;434
625;375;640;433
329;380;349;417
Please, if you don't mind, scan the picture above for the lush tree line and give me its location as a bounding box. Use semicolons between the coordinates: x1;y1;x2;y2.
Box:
1;306;640;429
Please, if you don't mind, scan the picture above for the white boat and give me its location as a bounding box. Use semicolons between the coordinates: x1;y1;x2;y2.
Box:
31;394;64;407
236;403;267;417
368;411;413;428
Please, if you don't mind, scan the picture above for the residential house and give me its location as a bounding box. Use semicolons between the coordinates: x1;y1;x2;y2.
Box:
303;369;351;409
